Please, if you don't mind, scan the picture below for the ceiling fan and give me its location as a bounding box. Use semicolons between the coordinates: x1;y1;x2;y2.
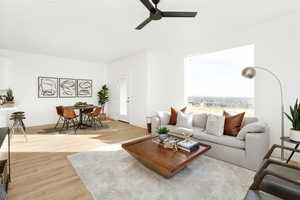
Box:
136;0;198;30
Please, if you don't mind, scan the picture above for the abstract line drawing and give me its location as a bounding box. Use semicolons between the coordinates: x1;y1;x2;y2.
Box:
59;78;76;98
38;77;58;98
77;79;92;97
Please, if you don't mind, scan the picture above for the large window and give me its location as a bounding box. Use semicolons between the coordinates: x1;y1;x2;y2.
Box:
184;45;255;116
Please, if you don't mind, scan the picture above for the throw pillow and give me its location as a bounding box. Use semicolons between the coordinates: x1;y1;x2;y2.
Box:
157;111;171;125
205;114;225;136
237;122;267;140
168;107;187;125
176;111;193;129
223;111;245;137
192;113;208;129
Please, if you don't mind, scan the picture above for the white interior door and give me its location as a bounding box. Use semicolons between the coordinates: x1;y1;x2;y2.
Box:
119;77;130;122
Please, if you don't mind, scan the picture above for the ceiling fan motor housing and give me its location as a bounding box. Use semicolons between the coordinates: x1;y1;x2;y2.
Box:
151;10;162;20
152;0;160;6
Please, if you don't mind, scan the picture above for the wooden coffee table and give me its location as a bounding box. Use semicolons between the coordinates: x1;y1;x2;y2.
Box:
122;136;211;178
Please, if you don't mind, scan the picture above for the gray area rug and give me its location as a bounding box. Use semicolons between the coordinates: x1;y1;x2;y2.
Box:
68;145;254;200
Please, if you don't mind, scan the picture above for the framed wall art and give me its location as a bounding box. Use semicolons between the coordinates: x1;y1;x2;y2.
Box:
59;78;77;98
38;77;58;98
77;79;92;97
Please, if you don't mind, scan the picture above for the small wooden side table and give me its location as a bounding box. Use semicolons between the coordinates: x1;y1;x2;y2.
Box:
281;136;300;163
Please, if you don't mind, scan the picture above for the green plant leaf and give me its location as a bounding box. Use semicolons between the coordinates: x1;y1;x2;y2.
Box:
284;113;293;123
285;99;300;130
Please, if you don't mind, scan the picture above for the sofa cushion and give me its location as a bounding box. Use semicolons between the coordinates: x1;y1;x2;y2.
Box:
157;111;171;125
193;131;245;150
176;111;193;128
237;122;267;140
223;111;245;137
205;114;225;136
192;113;208;129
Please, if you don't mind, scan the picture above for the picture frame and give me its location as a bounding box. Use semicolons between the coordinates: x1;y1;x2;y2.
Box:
77;79;92;97
38;77;58;98
59;78;77;98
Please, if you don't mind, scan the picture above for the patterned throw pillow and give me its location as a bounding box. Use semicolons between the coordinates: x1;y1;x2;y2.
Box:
205;114;225;136
176;111;193;129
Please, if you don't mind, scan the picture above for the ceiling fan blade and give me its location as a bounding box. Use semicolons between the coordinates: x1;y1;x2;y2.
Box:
140;0;156;13
162;11;198;18
136;18;152;30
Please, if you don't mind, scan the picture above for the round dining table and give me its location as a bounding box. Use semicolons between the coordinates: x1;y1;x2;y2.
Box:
64;105;97;129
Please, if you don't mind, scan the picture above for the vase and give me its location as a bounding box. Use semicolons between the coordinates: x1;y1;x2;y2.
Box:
159;134;168;142
290;129;300;142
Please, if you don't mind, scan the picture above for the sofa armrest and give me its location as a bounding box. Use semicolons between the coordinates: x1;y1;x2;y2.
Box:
151;116;161;133
245;130;270;170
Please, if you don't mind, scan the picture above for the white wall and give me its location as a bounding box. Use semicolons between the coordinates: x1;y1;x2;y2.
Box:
0;49;107;127
147;50;185;114
0;56;12;89
107;52;149;128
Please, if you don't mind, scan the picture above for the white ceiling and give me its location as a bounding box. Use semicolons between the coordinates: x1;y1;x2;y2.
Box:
0;0;300;62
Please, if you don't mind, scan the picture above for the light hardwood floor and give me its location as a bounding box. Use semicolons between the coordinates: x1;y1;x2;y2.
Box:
8;120;147;200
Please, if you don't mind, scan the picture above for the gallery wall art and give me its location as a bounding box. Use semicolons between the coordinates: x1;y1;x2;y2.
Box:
38;77;58;98
38;77;93;98
77;79;92;97
59;78;77;98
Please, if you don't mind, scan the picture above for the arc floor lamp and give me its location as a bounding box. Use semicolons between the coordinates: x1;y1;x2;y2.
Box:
242;66;285;160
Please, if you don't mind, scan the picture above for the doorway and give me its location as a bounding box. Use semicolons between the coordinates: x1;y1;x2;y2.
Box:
119;77;129;122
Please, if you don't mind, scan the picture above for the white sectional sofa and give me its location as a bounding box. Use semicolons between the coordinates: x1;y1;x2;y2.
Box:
152;112;269;171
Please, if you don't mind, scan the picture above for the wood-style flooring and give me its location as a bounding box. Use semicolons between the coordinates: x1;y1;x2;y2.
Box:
7;120;147;200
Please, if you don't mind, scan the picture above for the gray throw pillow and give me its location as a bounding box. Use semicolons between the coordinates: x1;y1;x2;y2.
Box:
237;122;267;140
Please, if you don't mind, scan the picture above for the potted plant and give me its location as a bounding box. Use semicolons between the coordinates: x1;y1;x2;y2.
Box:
285;99;300;142
6;88;14;103
74;101;87;107
157;127;169;142
97;84;109;119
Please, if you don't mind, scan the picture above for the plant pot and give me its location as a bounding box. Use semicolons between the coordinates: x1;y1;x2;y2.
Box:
290;129;300;142
159;134;168;142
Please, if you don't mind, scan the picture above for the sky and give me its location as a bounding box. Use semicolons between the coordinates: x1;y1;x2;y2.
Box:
185;44;255;98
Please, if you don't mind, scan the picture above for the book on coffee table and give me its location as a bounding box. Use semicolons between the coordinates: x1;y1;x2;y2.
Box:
177;139;199;152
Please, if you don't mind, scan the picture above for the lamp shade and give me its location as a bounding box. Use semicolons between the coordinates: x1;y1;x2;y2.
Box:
242;67;256;79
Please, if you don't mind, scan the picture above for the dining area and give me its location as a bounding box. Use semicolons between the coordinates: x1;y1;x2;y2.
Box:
54;103;104;134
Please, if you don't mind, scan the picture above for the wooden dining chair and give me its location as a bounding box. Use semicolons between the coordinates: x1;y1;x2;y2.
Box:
55;106;64;130
61;109;78;134
87;107;103;129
